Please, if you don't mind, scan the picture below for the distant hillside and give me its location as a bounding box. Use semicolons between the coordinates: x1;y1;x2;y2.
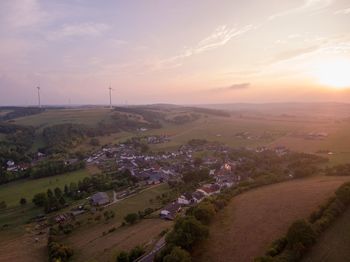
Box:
198;102;350;119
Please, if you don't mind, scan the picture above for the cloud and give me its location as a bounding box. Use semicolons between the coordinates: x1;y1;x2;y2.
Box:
48;22;110;40
212;83;251;92
4;0;48;28
156;24;254;69
269;0;334;20
273;45;320;62
334;8;350;15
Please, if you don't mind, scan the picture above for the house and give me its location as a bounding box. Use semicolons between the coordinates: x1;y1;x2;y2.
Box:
197;183;221;196
90;192;110;206
6;160;15;167
160;202;182;220
177;195;192;206
192;190;205;203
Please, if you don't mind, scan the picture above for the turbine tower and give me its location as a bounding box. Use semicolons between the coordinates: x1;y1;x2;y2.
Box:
36;86;41;108
108;85;113;109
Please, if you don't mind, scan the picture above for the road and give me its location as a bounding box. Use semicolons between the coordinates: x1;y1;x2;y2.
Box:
135;236;166;262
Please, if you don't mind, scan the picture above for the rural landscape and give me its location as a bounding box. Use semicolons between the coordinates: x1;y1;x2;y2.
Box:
1;0;350;261
1;104;350;262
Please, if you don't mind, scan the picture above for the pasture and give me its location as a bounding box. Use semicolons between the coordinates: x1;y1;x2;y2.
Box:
13;108;112;128
302;207;350;262
0;169;90;207
65;183;172;262
193;175;350;262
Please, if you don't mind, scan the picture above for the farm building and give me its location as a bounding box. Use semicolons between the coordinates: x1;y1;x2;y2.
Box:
90;192;110;206
160;202;181;220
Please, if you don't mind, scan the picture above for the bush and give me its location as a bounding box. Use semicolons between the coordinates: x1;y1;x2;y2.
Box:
116;251;129;262
48;241;74;262
163;246;191;262
19;197;27;205
124;213;138;225
166;216;209;250
286;220;316;251
129;246;145;261
193;202;216;225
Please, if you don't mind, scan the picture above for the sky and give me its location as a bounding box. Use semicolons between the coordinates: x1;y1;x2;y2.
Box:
1;0;350;106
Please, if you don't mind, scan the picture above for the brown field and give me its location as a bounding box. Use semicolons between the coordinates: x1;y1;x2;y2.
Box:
193;175;350;262
0;227;47;262
69;219;172;262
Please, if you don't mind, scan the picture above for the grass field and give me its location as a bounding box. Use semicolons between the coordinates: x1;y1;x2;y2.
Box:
0;169;90;207
302;207;350;262
13;108;113;128
0;227;47;262
193;175;350;262
71;219;172;262
142;115;350;164
65;183;172;262
6;106;350;164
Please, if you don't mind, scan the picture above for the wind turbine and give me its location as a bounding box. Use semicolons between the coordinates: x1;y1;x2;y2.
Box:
108;85;113;109
36;86;41;108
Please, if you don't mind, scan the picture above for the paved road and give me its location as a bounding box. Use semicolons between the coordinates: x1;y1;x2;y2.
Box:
136;237;166;262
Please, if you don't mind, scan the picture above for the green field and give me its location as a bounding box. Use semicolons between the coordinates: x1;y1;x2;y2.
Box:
65;183;172;262
302;207;350;262
13;108;113;128
0;169;90;207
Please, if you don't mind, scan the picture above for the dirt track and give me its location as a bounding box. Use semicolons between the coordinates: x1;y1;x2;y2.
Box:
193;175;350;262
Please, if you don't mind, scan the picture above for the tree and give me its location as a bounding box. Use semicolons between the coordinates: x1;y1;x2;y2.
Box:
54;187;63;199
47;189;54;198
64;184;69;195
166;216;209;249
0;201;7;209
286;220;316;250
116;251;129;262
128;246;145;261
32;192;47;207
163;246;191;262
124;213;138;225
193;202;216;225
20;197;27;205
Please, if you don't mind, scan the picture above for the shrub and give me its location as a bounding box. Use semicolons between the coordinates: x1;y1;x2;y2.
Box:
193;202;216;225
286;220;316;251
163;246;191;262
124;213;138;225
166;216;209;250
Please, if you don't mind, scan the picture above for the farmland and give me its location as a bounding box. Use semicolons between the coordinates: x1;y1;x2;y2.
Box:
63;183;172;262
302;207;350;262
13;108;113;128
0;169;90;207
193;175;350;262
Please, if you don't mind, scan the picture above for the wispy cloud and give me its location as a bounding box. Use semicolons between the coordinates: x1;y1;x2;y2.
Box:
48;22;110;40
334;7;350;15
156;24;254;69
273;45;320;62
269;0;334;20
212;83;251;92
4;0;49;28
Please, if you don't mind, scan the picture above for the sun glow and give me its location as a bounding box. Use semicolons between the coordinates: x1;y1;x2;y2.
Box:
314;59;350;89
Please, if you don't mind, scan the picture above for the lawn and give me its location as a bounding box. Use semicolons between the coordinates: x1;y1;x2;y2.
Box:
0;169;90;207
302;207;350;262
193;175;350;262
65;183;172;262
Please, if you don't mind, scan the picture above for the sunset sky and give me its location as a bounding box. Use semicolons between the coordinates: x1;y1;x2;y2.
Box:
1;0;350;105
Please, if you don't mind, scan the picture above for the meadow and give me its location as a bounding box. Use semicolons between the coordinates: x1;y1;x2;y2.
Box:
64;183;172;262
13;108;113;128
0;169;90;207
193;175;350;262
